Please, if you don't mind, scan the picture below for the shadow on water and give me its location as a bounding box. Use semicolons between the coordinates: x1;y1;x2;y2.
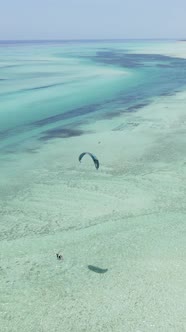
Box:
88;265;108;274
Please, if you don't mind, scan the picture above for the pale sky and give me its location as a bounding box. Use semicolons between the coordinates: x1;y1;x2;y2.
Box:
0;0;186;40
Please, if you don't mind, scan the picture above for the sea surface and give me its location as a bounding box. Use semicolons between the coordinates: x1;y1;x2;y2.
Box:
0;40;186;331
1;40;186;153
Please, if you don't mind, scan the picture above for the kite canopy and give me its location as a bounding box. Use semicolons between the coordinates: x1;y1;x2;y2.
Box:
79;152;99;169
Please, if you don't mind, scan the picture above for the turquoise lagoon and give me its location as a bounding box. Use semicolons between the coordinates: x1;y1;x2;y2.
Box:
1;40;186;152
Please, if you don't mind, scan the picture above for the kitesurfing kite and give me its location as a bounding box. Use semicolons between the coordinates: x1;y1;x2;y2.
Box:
78;152;99;169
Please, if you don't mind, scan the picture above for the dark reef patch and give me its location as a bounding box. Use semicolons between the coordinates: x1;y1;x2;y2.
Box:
39;127;86;141
103;101;150;119
103;110;122;119
0;82;65;97
24;147;39;154
112;121;139;131
159;91;177;96
32;103;100;127
79;50;186;69
23;82;65;92
126;102;149;111
0;128;13;140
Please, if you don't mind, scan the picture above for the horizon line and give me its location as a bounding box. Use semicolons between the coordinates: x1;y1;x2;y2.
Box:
0;38;183;42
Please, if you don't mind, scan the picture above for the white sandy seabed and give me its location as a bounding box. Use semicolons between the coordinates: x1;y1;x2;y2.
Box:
1;77;186;330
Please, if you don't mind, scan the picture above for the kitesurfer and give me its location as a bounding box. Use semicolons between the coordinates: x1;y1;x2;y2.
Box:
56;253;63;260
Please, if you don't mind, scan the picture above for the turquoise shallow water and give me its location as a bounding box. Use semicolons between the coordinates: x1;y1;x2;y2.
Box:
1;40;186;154
1;41;186;331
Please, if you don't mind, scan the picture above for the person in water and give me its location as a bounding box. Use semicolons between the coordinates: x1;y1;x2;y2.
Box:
56;253;63;260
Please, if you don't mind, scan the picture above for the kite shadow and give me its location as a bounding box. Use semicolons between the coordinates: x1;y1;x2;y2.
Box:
88;265;108;274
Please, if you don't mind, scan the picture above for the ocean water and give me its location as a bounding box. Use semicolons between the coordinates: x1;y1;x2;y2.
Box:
1;40;186;331
1;40;186;153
